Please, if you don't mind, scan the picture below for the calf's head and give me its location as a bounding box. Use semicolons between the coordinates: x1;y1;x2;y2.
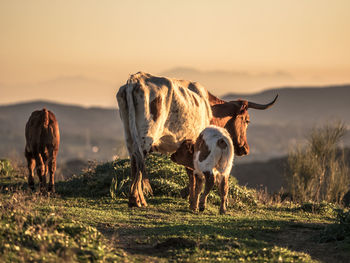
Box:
170;139;194;169
211;95;278;156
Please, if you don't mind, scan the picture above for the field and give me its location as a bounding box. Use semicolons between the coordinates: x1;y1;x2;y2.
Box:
0;157;349;262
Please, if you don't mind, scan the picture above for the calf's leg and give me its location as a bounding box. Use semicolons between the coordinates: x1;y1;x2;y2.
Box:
188;170;196;209
219;175;229;214
199;171;215;212
180;168;192;199
191;172;204;211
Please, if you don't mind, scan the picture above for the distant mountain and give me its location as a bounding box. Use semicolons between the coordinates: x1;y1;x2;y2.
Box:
223;85;350;125
0;84;349;166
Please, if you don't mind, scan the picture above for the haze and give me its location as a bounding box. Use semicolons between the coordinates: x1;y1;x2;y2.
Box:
1;0;349;107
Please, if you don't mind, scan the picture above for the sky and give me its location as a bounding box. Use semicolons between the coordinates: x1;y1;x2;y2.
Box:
0;0;349;107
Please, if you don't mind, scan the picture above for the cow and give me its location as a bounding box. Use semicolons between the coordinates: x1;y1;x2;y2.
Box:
116;72;277;207
25;108;60;193
170;125;234;214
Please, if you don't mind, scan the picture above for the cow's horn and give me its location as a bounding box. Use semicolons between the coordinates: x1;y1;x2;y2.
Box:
248;95;278;110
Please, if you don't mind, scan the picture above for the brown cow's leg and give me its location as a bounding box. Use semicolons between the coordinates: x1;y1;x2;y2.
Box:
219;175;229;215
48;155;57;193
191;173;204;211
199;171;215;212
35;154;46;192
25;150;35;191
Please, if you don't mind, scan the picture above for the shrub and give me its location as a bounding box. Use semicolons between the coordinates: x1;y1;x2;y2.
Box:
286;122;350;203
110;153;189;199
0;191;120;262
0;159;14;177
110;153;257;207
56;161;115;197
320;208;350;243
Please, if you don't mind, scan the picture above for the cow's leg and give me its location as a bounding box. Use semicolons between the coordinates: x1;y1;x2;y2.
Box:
141;152;152;196
191;172;204;211
219;175;229;214
25;149;35;191
48;153;57;193
129;154;147;207
35;153;46;192
199;171;215;212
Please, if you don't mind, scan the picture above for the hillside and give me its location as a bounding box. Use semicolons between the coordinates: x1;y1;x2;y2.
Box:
0;85;349;166
1;157;349;262
223;85;350;125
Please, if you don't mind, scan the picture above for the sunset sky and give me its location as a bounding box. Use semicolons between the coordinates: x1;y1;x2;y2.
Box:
1;0;349;107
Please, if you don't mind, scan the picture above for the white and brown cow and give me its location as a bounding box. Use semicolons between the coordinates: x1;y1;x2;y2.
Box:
116;72;277;207
171;125;234;214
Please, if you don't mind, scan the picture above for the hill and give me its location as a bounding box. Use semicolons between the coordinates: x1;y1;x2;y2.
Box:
1;157;349;262
0;85;349;165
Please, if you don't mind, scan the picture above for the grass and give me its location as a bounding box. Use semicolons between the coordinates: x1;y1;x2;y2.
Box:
1;156;350;262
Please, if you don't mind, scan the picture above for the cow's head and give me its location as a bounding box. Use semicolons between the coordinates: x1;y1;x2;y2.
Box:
170;139;194;169
211;95;278;156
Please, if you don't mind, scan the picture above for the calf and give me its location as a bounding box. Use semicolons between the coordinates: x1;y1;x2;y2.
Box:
25;108;60;193
171;125;234;214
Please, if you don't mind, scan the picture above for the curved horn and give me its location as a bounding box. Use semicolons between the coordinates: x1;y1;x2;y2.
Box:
248;94;278;110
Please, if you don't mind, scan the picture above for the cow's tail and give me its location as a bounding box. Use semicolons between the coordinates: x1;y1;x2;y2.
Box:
125;77;153;196
217;136;234;175
126;78;144;160
42;108;49;129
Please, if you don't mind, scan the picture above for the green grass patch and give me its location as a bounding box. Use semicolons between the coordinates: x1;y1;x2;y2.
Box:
1;158;350;262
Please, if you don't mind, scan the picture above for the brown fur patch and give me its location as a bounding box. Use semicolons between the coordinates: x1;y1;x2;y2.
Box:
194;134;211;162
192;95;199;106
150;96;162;122
217;138;227;149
170;140;194;169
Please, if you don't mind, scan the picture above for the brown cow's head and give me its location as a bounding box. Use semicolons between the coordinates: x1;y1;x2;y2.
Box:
170;139;194;169
210;95;278;156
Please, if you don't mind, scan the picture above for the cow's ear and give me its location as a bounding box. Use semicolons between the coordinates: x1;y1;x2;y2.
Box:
238;100;248;114
211;102;237;118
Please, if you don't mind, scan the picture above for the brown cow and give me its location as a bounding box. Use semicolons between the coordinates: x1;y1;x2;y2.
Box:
25;108;60;192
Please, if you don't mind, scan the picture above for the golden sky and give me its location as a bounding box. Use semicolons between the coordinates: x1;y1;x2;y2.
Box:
0;0;349;106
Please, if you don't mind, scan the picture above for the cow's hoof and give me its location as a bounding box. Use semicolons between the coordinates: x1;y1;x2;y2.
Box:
48;185;55;193
128;196;142;208
220;209;227;215
180;187;190;199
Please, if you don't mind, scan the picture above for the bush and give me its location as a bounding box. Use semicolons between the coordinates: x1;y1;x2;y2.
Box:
286;122;350;203
110;153;189;199
0;159;14;177
320;209;350;243
0;191;120;262
56;161;116;197
110;153;257;207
